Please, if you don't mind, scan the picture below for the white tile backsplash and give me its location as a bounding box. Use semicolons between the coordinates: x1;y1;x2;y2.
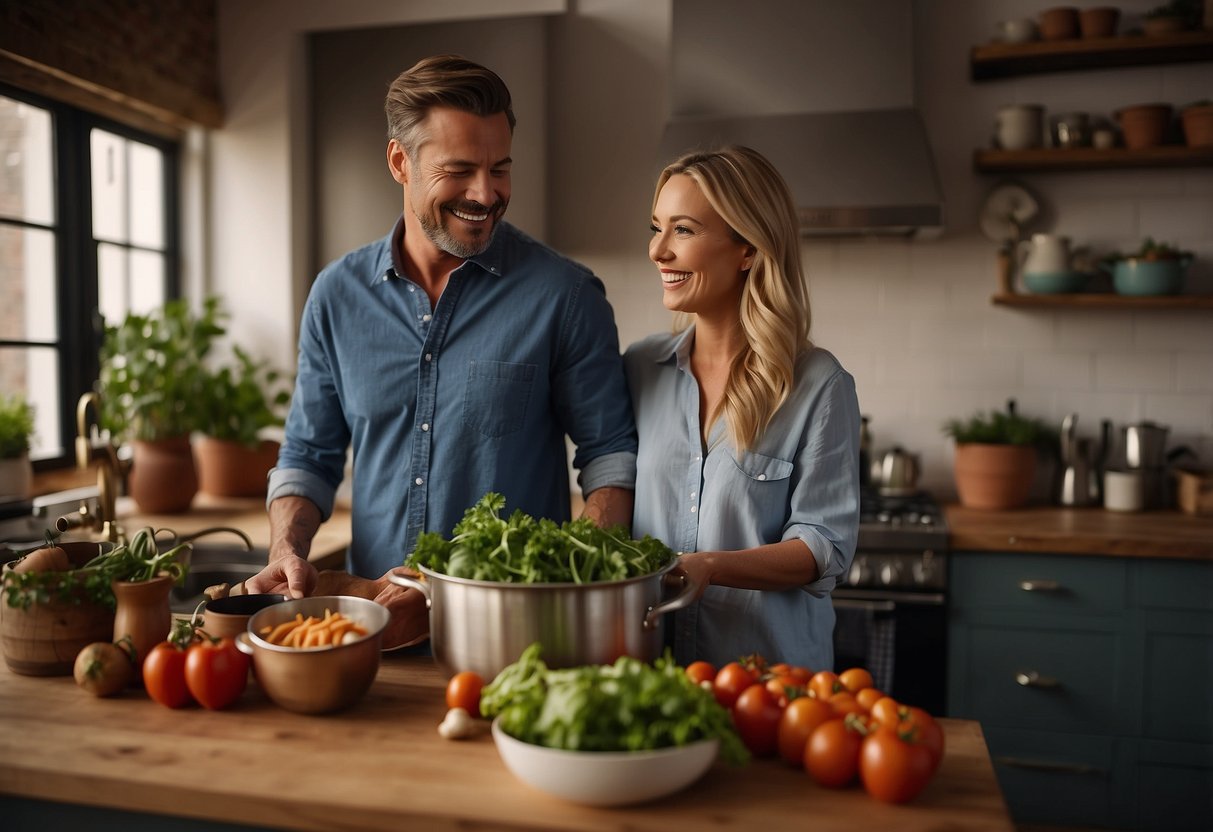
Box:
1095;352;1175;393
1024;352;1094;391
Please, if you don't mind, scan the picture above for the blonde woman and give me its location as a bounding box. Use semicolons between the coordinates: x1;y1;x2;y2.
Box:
624;145;860;670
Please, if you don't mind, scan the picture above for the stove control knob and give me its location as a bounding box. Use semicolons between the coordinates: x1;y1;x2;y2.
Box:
877;510;891;524
849;559;871;586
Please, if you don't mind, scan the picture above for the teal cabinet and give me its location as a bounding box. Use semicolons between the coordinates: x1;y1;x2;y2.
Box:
949;552;1213;830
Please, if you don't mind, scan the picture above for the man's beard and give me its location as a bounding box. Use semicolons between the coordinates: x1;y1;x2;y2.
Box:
419;199;506;259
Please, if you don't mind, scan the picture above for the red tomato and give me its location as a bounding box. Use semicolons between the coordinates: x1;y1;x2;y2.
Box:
765;674;807;707
860;725;936;803
855;687;885;712
185;636;250;710
808;670;843;700
777;696;834;766
685;661;717;687
714;662;758;709
828;691;864;716
446;670;486;714
805;714;867;788
883;706;946;772
838;667;874;693
143;641;193;709
732;683;784;757
786;665;813;683
869;695;903;727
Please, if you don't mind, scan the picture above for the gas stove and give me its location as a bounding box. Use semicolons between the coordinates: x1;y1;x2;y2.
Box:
845;488;949;592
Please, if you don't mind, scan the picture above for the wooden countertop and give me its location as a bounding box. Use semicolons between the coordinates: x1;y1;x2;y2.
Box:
0;656;1011;831
945;504;1213;561
115;494;352;570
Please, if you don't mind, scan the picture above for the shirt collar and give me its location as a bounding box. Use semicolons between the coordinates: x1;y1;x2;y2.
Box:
656;326;695;371
376;214;508;284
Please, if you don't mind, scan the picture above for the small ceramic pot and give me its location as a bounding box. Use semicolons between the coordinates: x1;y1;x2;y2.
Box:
1038;7;1080;40
1117;104;1173;150
202;593;286;640
997;18;1038;43
1103;256;1191;296
1181;104;1213;148
995;104;1045;150
1079;7;1120;38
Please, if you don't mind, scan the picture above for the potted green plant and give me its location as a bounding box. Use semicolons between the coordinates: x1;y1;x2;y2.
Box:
1141;0;1201;34
943;404;1054;510
99;297;225;514
0;394;35;501
195;346;292;497
1099;237;1194;296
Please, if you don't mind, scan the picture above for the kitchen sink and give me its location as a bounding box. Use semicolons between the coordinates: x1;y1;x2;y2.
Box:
171;544;270;614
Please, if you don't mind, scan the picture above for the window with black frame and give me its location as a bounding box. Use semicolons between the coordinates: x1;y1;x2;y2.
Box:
0;86;179;471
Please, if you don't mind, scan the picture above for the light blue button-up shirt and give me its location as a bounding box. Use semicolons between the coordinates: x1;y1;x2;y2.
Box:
624;328;860;670
268;218;637;578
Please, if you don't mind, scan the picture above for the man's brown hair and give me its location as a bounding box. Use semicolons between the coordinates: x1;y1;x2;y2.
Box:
385;54;515;155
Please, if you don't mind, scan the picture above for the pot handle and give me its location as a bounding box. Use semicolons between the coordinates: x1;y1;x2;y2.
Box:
234;631;254;656
386;570;432;609
642;565;700;631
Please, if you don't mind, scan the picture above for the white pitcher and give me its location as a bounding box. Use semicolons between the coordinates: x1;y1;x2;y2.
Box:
994;105;1044;150
1019;233;1072;275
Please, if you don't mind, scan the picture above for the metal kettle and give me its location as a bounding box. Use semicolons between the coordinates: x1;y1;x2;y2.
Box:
875;447;921;496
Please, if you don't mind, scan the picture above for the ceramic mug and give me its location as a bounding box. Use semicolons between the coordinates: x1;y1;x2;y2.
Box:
1104;470;1144;512
997;18;1038;43
995;105;1044;150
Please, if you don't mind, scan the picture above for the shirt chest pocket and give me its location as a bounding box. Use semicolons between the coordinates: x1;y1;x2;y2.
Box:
462;359;537;438
729;449;794;483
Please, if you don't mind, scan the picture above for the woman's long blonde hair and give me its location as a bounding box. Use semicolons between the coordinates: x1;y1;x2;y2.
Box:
657;145;811;451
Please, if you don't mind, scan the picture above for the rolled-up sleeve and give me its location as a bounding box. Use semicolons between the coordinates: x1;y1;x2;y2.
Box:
782;368;861;596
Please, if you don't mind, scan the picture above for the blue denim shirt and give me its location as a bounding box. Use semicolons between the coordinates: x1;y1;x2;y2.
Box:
269;218;637;578
624;328;859;670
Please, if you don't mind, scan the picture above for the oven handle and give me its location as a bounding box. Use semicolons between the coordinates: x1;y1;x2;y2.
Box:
832;598;896;613
832;590;946;607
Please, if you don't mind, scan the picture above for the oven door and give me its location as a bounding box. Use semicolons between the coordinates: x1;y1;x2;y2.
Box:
831;588;948;716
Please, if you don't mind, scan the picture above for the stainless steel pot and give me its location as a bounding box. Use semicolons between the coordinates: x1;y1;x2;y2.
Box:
876;447;921;496
388;562;699;679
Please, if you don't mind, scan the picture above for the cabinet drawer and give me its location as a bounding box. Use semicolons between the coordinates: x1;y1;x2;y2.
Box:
1140;610;1213;744
984;726;1135;829
1135;559;1213;611
952;622;1127;733
1136;740;1213;832
952;553;1127;612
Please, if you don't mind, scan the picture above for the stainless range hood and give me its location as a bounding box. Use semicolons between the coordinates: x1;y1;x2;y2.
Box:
657;109;944;238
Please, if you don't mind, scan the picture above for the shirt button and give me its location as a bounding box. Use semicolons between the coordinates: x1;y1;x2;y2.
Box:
425;353;433;362
421;423;430;431
408;286;415;293
422;314;431;322
758;474;767;481
690;506;697;514
690;491;697;498
414;477;423;486
695;455;702;462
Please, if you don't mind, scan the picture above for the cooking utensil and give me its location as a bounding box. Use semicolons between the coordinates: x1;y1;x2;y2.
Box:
1123;421;1169;469
237;595;389;714
1101;256;1190;296
201;594;285;640
876;447;921;496
388;562;699;680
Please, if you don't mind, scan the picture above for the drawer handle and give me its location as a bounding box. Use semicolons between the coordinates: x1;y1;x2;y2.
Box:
995;756;1106;776
1016;670;1060;689
1019;579;1062;592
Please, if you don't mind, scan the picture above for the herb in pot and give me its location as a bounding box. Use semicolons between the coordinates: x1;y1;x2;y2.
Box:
480;643;749;765
408;492;674;583
3;527;190;611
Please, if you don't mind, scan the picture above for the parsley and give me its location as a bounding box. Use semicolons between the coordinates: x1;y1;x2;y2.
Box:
408;493;674;583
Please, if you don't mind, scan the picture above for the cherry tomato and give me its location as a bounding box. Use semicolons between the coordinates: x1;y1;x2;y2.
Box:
828;691;864;716
765;674;807;707
777;696;834;766
184;635;250;710
805;714;867;788
685;661;717;687
143;641;193;709
809;670;843;700
714;661;758;709
855;687;885;712
838;667;874;693
869;695;903;728
880;706;946;772
786;665;813;683
732;683;783;757
445;670;486;714
860;725;936;803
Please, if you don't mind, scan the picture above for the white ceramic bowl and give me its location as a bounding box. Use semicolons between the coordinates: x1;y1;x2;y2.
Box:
491;718;718;806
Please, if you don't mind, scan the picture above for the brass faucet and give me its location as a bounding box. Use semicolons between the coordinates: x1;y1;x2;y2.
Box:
58;392;128;543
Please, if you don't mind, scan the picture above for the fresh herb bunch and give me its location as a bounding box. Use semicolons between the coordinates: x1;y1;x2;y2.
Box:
2;527;191;611
0;393;35;459
481;643;749;765
408;493;674;583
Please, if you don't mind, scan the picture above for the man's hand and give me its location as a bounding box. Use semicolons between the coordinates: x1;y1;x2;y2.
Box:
375;569;430;650
247;495;324;599
244;557;318;600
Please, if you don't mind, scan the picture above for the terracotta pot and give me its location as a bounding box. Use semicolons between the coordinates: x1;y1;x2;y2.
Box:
1181;104;1213;148
0;541;116;676
195;437;280;497
1142;16;1184;36
0;455;33;501
112;574;174;674
1079;7;1119;38
129;436;197;514
1038;6;1080;40
953;443;1037;510
1117;104;1173;150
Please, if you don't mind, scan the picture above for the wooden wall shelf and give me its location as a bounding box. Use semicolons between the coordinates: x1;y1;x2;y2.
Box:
992;293;1213;309
974;145;1213;172
971;30;1213;80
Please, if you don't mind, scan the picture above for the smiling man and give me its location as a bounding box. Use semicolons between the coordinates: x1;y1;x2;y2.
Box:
246;56;637;646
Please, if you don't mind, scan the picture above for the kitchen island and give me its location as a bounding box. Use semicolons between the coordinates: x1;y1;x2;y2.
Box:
0;656;1013;831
